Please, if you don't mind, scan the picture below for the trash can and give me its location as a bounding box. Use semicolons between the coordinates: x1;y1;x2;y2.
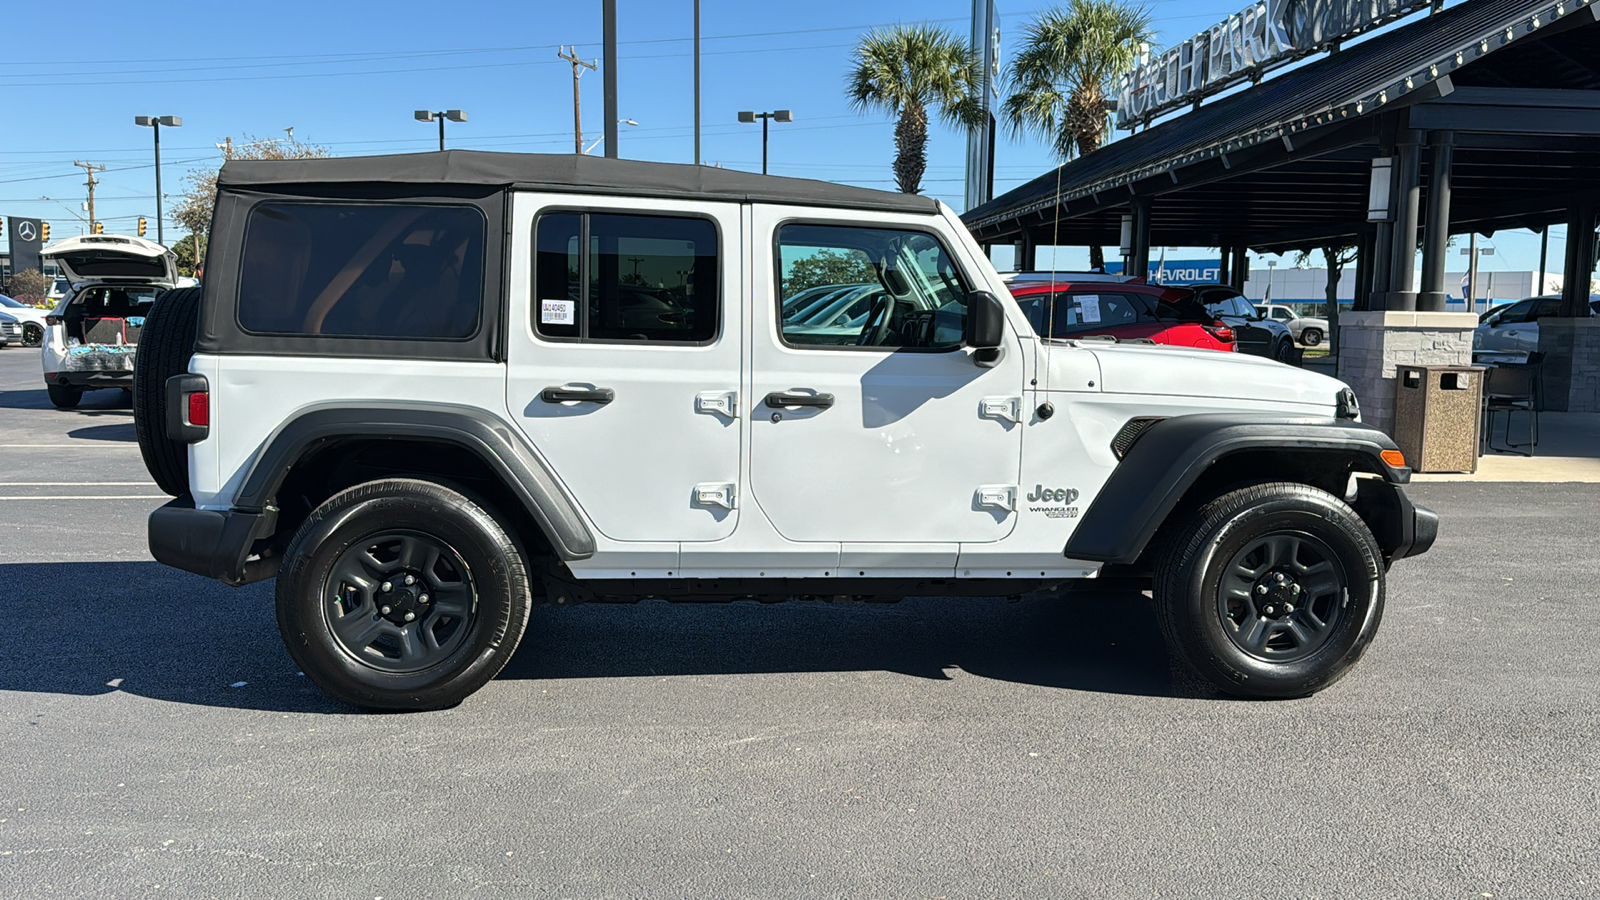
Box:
1392;364;1485;473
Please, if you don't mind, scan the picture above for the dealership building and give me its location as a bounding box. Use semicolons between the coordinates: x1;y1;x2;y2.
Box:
965;0;1600;433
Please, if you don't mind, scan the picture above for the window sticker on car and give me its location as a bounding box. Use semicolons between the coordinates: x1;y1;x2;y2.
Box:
540;298;576;326
1078;294;1102;323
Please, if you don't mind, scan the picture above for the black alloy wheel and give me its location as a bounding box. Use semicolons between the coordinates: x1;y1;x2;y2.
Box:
1215;532;1347;663
1273;337;1296;363
276;478;533;711
1156;482;1385;699
322;531;478;674
22;323;43;347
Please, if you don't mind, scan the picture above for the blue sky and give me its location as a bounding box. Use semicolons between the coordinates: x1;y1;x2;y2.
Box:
0;0;1555;275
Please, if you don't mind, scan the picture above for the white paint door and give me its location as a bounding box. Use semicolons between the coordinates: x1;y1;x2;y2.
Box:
746;206;1026;545
505;194;743;543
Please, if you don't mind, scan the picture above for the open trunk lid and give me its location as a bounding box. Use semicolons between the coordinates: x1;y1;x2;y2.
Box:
42;234;177;288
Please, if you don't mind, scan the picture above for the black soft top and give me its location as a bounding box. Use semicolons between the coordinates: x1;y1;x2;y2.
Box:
217;150;941;215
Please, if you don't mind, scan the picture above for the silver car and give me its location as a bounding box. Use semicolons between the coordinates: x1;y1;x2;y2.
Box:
1257;303;1330;346
1473;295;1600;360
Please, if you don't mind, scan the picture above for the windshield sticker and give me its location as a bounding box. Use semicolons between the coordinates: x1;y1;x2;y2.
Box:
540;299;576;326
1077;295;1102;323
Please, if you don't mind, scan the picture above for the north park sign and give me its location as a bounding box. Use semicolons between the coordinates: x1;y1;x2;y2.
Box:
1114;0;1431;129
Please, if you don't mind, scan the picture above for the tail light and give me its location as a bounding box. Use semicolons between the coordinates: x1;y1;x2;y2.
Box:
45;314;61;326
166;374;210;443
1202;322;1235;343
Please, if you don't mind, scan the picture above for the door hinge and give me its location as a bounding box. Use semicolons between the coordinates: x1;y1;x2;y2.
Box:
694;482;737;510
975;484;1018;512
695;390;738;418
979;395;1022;424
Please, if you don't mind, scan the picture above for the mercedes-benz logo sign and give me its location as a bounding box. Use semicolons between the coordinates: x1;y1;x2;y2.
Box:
17;220;37;242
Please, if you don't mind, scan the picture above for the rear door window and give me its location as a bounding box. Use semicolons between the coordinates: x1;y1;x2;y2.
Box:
237;203;486;339
533;211;719;343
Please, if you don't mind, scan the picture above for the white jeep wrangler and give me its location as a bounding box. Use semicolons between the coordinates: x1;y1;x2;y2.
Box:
136;152;1435;710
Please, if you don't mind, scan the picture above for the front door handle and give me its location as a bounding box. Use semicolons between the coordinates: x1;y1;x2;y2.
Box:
541;386;615;404
765;390;834;409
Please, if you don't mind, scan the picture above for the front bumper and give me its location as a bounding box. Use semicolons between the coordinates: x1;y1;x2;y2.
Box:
1353;479;1437;562
148;496;279;586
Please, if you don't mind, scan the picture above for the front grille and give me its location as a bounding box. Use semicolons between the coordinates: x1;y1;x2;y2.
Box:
1111;416;1165;459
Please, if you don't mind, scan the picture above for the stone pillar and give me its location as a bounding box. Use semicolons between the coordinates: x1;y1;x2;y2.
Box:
1337;311;1477;436
1539;319;1600;411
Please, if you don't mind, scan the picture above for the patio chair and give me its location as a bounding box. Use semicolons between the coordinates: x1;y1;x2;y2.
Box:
1482;362;1539;456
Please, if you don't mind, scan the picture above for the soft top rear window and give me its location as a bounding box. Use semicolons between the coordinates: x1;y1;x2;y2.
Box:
237;202;486;340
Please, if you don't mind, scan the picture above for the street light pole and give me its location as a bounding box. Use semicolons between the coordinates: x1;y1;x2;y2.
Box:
414;110;468;151
737;109;793;175
134;115;181;245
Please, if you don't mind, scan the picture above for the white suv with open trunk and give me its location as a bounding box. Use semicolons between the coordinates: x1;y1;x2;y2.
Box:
134;152;1435;710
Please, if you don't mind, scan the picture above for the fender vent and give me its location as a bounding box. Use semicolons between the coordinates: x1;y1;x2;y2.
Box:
1112;417;1165;459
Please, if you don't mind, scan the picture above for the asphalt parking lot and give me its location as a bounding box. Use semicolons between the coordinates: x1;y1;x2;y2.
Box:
2;346;1597;898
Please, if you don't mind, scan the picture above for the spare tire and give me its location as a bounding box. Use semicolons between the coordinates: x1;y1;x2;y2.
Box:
133;286;203;497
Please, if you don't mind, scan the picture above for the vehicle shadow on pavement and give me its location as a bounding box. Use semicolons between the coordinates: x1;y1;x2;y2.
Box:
0;388;130;412
0;563;1177;713
67;422;136;442
504;590;1179;698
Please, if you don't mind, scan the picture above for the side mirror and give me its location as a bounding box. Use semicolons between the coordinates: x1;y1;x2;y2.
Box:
965;290;1005;367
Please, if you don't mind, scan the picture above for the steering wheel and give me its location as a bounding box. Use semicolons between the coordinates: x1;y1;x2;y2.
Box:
856;294;894;347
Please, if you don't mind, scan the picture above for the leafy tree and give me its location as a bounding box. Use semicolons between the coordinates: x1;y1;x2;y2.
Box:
1002;0;1154;268
172;135;331;252
4;269;49;304
785;250;879;294
847;24;987;194
171;233;207;278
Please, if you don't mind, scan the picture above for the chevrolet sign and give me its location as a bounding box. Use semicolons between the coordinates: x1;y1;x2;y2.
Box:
1114;0;1432;129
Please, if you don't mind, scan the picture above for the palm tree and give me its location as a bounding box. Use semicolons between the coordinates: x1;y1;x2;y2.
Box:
847;24;987;195
1003;0;1155;161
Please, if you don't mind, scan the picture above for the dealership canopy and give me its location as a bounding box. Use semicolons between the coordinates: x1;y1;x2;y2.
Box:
963;0;1600;315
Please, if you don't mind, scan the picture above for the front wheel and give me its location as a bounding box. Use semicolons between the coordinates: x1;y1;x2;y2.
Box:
1300;328;1323;347
276;478;533;711
1155;483;1385;699
22;323;43;347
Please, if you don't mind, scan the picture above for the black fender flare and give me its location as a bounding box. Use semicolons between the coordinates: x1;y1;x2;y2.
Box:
1063;414;1411;565
235;402;596;561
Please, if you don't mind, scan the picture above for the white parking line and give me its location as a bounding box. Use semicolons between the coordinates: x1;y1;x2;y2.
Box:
0;495;168;500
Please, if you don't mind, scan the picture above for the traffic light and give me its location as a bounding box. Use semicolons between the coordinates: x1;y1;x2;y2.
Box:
41;222;50;242
137;217;147;237
93;222;104;234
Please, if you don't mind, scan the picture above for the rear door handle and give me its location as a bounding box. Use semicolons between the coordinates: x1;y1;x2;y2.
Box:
765;390;834;409
541;386;615;404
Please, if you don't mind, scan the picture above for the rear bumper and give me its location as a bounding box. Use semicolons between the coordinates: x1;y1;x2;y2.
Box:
49;372;133;389
148;496;279;586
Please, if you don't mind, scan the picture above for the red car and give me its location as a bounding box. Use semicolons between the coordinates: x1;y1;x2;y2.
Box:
1007;280;1235;351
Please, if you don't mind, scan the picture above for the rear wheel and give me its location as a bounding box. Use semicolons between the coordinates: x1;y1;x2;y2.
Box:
276;478;534;711
132;287;203;496
1300;327;1323;347
46;384;82;409
1273;337;1296;363
1155;483;1385;699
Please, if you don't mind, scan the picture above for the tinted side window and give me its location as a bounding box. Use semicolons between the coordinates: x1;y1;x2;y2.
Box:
534;212;718;343
238;203;485;339
777;224;967;349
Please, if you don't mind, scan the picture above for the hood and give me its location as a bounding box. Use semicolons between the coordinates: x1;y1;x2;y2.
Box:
41;234;177;287
1074;342;1347;411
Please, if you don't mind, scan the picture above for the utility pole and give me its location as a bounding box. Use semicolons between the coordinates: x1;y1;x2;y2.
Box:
558;46;597;155
693;0;701;165
603;0;619;158
74;161;105;232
